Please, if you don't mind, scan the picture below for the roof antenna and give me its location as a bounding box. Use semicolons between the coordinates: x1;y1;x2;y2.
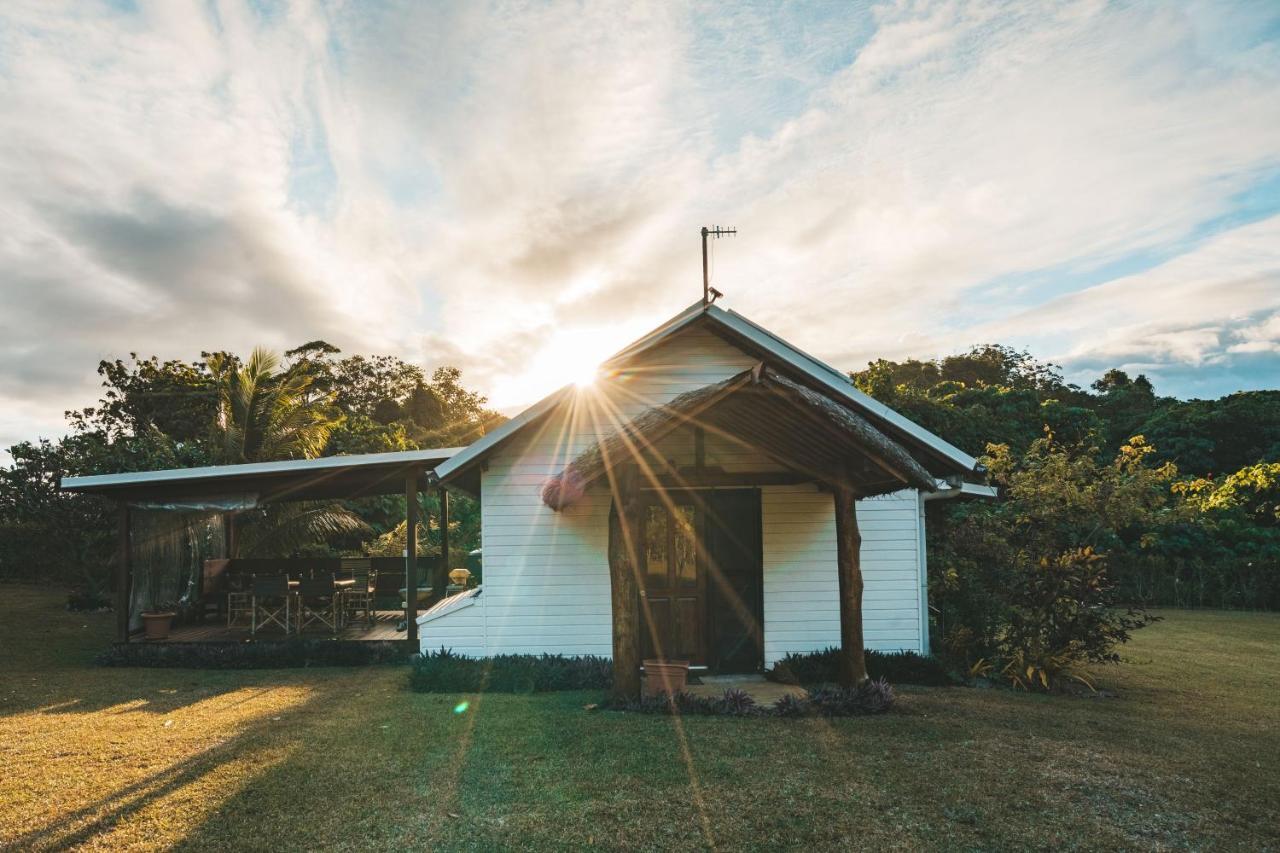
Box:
701;225;736;306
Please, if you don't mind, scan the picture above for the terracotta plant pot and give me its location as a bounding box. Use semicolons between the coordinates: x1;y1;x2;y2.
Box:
643;659;690;696
142;611;175;640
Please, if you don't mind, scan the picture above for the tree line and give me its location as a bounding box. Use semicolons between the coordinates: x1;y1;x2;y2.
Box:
1;339;1276;687
0;343;503;597
851;345;1279;687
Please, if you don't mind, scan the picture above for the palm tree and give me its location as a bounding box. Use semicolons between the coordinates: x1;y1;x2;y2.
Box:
206;348;368;557
207;347;333;463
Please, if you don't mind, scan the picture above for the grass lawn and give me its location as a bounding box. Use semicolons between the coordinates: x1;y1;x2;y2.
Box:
2;585;1278;851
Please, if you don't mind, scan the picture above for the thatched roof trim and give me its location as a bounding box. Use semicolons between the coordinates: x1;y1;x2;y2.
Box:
541;365;938;510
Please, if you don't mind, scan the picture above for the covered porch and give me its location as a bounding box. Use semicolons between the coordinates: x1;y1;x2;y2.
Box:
541;363;948;700
61;448;464;649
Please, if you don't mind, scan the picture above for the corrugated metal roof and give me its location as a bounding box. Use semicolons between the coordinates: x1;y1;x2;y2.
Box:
436;301;982;487
61;447;463;502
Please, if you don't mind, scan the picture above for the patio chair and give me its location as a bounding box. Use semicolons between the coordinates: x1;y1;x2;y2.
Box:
370;571;405;617
297;573;339;634
251;574;291;635
342;566;374;628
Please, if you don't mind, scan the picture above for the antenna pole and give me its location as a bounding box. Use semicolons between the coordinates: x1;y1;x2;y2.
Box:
700;225;736;306
701;226;709;306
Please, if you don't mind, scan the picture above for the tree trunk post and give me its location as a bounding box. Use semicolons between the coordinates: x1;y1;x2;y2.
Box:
834;478;868;687
405;469;420;645
116;502;131;642
608;466;642;701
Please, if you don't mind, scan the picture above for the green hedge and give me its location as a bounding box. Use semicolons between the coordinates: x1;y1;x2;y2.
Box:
96;639;410;669
767;648;957;687
409;649;613;693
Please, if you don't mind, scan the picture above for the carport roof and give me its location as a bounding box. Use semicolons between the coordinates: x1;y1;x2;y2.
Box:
60;447;463;505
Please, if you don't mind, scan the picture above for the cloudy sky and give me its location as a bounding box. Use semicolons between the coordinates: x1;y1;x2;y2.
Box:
2;0;1279;458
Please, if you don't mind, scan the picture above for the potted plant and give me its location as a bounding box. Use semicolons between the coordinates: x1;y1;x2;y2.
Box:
643;659;691;696
141;600;179;640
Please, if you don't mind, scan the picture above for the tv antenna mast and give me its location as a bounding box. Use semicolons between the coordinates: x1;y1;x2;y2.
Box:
701;225;736;306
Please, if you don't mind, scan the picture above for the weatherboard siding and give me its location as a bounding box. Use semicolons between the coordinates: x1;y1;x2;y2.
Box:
419;326;927;660
762;486;924;666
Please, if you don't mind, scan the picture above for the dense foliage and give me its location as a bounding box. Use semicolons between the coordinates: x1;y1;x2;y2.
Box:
95;639;409;668
0;342;501;599
853;345;1280;689
766;648;956;686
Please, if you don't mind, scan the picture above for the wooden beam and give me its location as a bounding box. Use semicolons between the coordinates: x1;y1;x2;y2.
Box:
435;488;451;601
405;469;419;644
116;502;131;642
641;470;813;489
607;466;642;701
833;474;868;687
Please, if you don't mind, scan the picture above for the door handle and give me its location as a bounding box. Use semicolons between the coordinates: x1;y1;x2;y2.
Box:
639;589;647;598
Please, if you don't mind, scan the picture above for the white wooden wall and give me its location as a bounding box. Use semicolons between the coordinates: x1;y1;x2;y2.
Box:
419;327;927;660
761;486;925;666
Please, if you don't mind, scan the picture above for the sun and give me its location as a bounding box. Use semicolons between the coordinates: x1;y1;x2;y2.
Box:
572;363;600;388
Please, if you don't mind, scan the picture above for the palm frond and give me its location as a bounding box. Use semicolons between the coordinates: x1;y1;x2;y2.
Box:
237;502;370;557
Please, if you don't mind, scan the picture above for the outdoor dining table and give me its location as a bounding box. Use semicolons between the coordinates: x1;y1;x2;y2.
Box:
286;578;356;590
399;586;432;606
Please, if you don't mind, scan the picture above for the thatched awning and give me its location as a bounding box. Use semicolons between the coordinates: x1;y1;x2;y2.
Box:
540;364;938;510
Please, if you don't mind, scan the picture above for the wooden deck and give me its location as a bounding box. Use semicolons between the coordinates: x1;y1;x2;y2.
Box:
129;611;408;644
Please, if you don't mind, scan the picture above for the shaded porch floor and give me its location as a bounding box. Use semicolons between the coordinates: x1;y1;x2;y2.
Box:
681;674;807;706
128;610;408;643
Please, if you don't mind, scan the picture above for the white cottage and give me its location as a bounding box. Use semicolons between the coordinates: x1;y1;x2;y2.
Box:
423;301;992;695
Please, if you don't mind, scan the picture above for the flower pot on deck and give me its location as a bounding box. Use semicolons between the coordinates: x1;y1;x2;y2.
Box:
643;659;690;696
142;611;175;640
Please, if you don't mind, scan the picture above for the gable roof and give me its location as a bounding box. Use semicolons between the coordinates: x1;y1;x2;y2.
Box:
434;301;982;494
540;364;939;511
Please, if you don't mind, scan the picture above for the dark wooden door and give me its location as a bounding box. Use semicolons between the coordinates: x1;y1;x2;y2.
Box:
704;490;764;673
639;497;704;664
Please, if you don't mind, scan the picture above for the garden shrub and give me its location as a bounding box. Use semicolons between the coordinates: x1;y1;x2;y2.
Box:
96;639;410;668
767;648;956;687
408;648;613;693
66;587;112;612
603;681;895;718
929;435;1163;691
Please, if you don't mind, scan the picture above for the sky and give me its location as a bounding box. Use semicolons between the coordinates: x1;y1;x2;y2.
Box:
2;0;1279;460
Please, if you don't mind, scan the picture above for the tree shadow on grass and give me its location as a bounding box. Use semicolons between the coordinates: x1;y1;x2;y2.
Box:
3;683;329;852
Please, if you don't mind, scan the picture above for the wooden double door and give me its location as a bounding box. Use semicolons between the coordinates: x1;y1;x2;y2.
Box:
638;489;763;672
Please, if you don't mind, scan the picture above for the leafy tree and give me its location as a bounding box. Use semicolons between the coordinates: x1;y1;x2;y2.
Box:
1090;369;1161;452
67;354;217;443
404;380;445;431
1137;391;1280;476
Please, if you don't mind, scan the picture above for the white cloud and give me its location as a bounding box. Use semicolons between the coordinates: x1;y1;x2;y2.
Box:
0;0;1278;459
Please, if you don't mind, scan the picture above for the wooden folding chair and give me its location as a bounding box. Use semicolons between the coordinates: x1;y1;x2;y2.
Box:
251;574;291;635
297;574;339;634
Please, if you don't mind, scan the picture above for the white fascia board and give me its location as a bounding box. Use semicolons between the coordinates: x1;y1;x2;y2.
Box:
416;586;481;624
61;447;463;492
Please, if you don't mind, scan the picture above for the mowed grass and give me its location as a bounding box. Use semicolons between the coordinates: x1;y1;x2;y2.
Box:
1;585;1278;852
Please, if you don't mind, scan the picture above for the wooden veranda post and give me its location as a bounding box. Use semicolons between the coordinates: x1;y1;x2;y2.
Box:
608;466;642;701
222;512;237;560
834;476;869;687
116;502;131;642
405;468;420;644
437;488;451;597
